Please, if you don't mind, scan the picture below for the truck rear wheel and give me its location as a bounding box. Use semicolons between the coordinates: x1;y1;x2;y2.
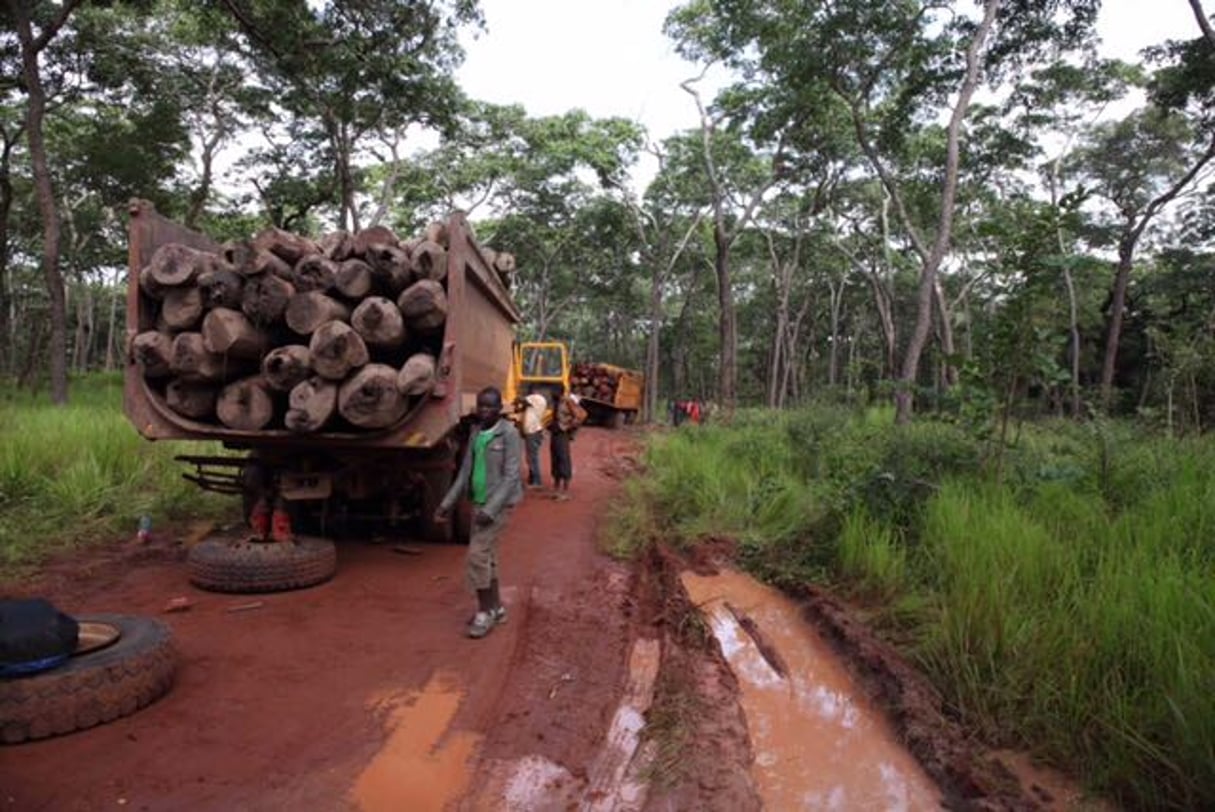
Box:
0;614;177;745
187;537;337;593
609;409;626;430
419;471;472;545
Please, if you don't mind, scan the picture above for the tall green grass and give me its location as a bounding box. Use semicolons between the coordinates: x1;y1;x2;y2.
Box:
0;374;234;573
610;410;1215;809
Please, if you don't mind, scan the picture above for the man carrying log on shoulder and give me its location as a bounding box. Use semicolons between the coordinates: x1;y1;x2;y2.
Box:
549;393;587;502
434;387;522;639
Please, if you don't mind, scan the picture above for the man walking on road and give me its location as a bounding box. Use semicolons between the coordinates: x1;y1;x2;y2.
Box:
515;392;548;488
435;387;522;639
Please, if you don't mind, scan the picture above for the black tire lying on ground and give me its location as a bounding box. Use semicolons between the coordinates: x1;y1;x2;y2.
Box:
187;536;337;593
0;614;177;745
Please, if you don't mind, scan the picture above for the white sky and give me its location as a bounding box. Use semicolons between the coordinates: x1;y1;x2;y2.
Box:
455;0;1203;190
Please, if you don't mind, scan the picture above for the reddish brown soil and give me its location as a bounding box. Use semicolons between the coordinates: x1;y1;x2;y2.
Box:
0;429;640;812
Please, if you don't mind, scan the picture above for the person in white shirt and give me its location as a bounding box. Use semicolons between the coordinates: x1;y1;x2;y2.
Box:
515;392;548;488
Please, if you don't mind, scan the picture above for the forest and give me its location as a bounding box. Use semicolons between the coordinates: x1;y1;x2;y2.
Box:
0;0;1211;430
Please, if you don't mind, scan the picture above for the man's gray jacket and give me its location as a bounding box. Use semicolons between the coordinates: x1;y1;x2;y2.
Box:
439;418;523;520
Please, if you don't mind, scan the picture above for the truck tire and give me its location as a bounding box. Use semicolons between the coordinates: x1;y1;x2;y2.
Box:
609;409;626;430
418;472;472;545
0;614;177;745
187;537;337;593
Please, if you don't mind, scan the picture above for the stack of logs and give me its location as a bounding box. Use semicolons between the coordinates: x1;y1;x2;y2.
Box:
130;221;515;433
570;362;620;403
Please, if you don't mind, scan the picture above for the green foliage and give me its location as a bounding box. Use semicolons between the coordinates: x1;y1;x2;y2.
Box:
0;375;234;574
611;407;1215;808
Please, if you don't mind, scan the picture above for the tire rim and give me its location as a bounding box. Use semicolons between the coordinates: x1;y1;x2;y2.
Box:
74;621;121;656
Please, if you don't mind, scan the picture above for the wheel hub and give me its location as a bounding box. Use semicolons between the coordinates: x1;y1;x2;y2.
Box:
74;621;121;656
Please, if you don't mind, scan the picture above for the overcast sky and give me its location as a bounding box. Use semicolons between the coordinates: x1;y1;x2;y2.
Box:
454;0;1202;187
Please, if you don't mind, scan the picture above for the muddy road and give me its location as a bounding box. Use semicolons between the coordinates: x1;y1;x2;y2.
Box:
2;429;1082;811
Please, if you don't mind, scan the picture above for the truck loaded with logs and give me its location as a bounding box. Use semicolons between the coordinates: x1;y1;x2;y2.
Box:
569;361;643;428
123;200;521;592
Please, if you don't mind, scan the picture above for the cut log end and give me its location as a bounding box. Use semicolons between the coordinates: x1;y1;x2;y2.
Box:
217;377;275;431
285;377;337;433
261;345;313;392
351;297;406;349
339;364;406;429
397;353;437;397
309;321;370;381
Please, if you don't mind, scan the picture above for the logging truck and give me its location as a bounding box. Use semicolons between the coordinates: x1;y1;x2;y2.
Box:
569;361;644;428
123;200;521;544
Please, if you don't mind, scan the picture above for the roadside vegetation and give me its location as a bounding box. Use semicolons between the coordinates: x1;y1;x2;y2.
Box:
0;374;233;574
609;408;1215;810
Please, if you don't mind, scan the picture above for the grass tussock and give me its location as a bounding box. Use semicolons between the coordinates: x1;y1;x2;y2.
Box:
609;408;1215;810
0;374;234;572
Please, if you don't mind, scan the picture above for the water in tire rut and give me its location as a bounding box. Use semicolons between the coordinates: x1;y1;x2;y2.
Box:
682;569;943;811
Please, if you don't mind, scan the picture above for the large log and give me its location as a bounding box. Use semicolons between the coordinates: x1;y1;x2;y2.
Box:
319;230;355;262
286;291;350;336
309;321;369;380
138;264;167;300
197;263;245;310
220;240;255;274
203;307;271;359
216;376;276;431
242;274;295;324
352;225;399;257
410;240;447;283
339;364;406;429
261;345;312;392
285;376;337;433
493;251;516;274
396;279;448;332
165;379;219;420
365;243;412;292
423;221;448;248
250;249;293;280
170;332;229;382
252;226;317;265
334;258;374;299
396;353;436;397
162;285;204;330
350;296;406;349
293;254;338;293
131;330;173;377
146;243;203;287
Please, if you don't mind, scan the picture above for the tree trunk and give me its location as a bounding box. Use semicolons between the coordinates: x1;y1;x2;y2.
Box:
410;241;447;283
0;133;16;378
1100;237;1136;411
171;332;231;382
203;307;271;359
242;274;295;325
335;258;374;299
216;376;275;431
13;3;73;403
166;379;218;420
131;331;174;377
339;364;405;429
261;344;312;392
285;376;337;433
933;279;958;387
146;243;204;288
162;285;204;331
320;230;355;262
891;0;1001;424
309;321;369;380
396;352;436;396
1063;264;1082;417
292;254;338;293
351;296;406;349
714;230;737;410
104;282;119;371
644;263;662;422
197;263;245;310
396;279;448;332
286;291;350;336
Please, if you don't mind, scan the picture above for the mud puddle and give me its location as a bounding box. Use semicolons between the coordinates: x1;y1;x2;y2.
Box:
352;672;480;811
683;569;943;811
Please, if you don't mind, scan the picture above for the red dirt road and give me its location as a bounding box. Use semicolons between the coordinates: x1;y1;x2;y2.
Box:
1;429;640;811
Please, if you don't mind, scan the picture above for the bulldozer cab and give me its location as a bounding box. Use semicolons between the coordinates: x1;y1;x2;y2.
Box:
505;341;569;423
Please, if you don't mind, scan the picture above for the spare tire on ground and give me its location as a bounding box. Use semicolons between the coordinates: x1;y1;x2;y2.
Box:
0;614;177;745
187;536;337;593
